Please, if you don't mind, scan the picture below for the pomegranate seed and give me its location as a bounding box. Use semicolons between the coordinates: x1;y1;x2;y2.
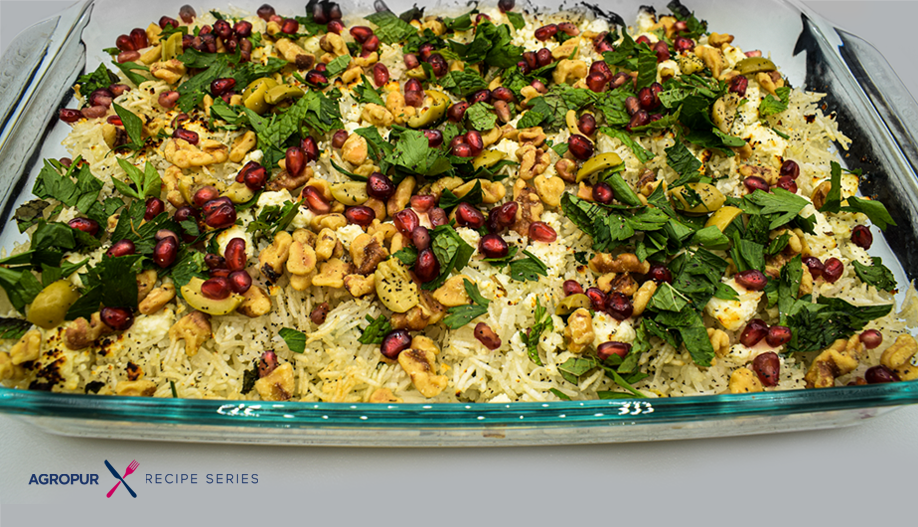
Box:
228;271;252;294
366;172;396;200
774;176;797;194
517;60;531;75
802;256;825;279
673;37;695;53
158;91;179;108
653;41;670;62
115;34;135;52
412;227;431;251
81;106;107;119
562;280;583;296
204;204;237;229
300;137;319;163
257;4;275;20
363;35;380;52
586;73;608;93
305;70;328;86
159;16;179;29
327;20;344;34
585;287;606;311
592;182;614;204
68;218;100;237
144;197;165;221
780;160;800;179
427;54;448;77
530;80;548;94
405;89;424;107
380;329;412;359
568;134;594;160
766;325;792;347
626;110;649;132
59;109;81;123
155;229;178;243
240;162;267;191
106;239;135;258
529;221;557;243
350;26;373;44
89;89;113;108
423;129;443;148
213;20;232;39
745;50;762;57
311;1;328;23
173;128;199;145
536;48;552;67
58;157;73;168
452;143;472;157
108;84;130;97
610;72;631;90
851;225;873;249
730;76;748;96
866;365;900;384
345;206;376;226
179;4;196;23
648;264;673;284
414;248;440;283
328;3;342;21
201;277;231;300
823;258;844;283
373;63;390;86
302;186;331;214
743;176;770;194
635;36;651;47
455;203;486;229
173;206;199;223
448;102;469;122
470;89;492;104
638;87;660;111
753;352;781;387
428;207;448;227
557;22;580;36
204;253;226;270
534;24;558;41
285;146;306;178
498;0;515;12
479;234;509;259
101;307;134;331
598;341;631;361
475;323;502;350
735;269;768;291
466;131;484;156
410;194;437;212
223;238;246;271
488;88;512;104
331;130;349;149
257;350;278;378
488;202;518;232
589;60;612;81
393;209;420;235
403;53;420;70
606;292;633;320
310;302;330;325
153;237;178;268
418;43;435;61
860;329;883;349
210;78;235;96
673;21;689;33
234;20;252;38
578;114;597;136
280;18;299;34
740;319;769;347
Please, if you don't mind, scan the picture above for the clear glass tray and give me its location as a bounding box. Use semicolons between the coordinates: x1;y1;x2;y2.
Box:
1;0;917;446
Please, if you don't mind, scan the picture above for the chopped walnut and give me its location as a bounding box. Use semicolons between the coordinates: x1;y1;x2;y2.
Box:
169;311;212;356
398;348;448;398
312;258;352;289
708;328;731;357
255;362;295;401
728;368;763;393
9;330;41;365
632;281;658;317
805;335;863;388
238;286;273;318
432;275;472;307
368;388;403;403
343;273;376;297
564;308;594;354
150;59;186;84
136;269;158;303
589;253;651;274
139;282;176;315
881;334;918;381
115;380;157;397
259;231;293;284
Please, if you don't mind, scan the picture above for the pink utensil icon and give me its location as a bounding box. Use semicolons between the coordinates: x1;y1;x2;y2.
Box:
107;460;139;498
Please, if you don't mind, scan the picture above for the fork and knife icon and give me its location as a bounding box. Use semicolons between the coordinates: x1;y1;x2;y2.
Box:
105;459;139;498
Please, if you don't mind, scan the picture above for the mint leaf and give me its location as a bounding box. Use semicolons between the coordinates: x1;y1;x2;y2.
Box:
517;110;544;129
386;129;451;176
111;60;149;87
355;75;386;105
279;327;307;353
112;104;144;149
745;188;809;230
819;161;843;213
366;11;417;44
648;282;690;312
759;86;791;117
423;225;474;290
76;63;118;97
440;69;488;98
391;247;418;266
325;54;351;77
842;197;896;230
358;314;392;345
853;257;897;292
665;141;703;187
0;318;31;340
599;127;655;163
465;102;498;131
787;296;893;352
506;12;526;30
509;250;548;282
520;298;553;366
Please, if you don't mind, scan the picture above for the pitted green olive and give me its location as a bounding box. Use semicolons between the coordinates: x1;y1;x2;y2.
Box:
734;57;777;75
242;78;278;114
405;66;427;80
330;181;369;205
374;259;419;313
555;294;591;316
264;85;305;105
705;206;743;232
670;183;726;215
181;277;244;316
575;153;623;183
162;32;183;61
407;90;450;129
222;182;255;204
472;150;506;171
27;280;80;329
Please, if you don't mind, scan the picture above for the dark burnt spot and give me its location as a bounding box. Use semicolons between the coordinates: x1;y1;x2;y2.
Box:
126;362;143;381
85;381;106;394
262;263;281;284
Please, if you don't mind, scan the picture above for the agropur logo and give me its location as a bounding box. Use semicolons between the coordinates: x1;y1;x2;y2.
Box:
28;459;139;498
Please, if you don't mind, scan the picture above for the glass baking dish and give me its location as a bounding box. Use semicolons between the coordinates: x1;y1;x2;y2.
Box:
1;0;917;446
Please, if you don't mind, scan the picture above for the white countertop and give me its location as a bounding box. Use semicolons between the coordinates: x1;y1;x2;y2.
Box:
1;1;915;525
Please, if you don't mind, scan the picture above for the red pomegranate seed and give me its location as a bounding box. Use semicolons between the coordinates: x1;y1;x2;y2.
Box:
823;258;844;283
428;207;448;227
529;221;557;243
144;197;165;221
393;209;420;235
372;63;389;86
350;26;373;44
740;319;769;347
327;20;344;34
414;248;440;283
673;37;695;53
179;4;196;23
106;239;135;258
89;89;113;108
517;60;531;75
455;203;486;229
210;78;235;96
488;202;518;232
578;114;597;136
498;0;515;12
310;302;330;325
201;277;231;300
598;341;631;361
752;352;781;387
345;206;376;226
465;131;484;156
866;365;899;384
730;75;748;96
405;89;424;107
301;186;331;214
448;102;469;122
626;110;649;132
860;329;883;349
363;35;380;52
115;34;135;52
234;20;253;38
780;160;800;179
366;172;396;200
68;217;100;237
285;146;305;178
427;54;448;77
802;256;825;279
59;109;81;123
638;86;660;111
173;205;199;223
410;194;437;212
155;229;178;243
743;176;769;193
471;89;492;104
653;40;670;62
851;225;873;249
735;269;768;291
214;19;232;39
205;253;226;270
423;129;443;147
452;143;472;157
204;204;237;229
479;234;509;259
536;48;552;67
609;72;630;90
568;134;594;160
100;307;133;331
534;24;558;41
158;91;179;108
281;18;299;34
774;176;797;194
81;106;107;119
765;325;792;347
491;87;514;102
305;70;328;86
332;130;349;148
475;323;502;350
412;227;431;251
224;238;247;271
228;271;252;294
606;292;634;321
563;280;583;296
159;16;179;29
585;287;606;311
300;136;319;163
648;264;673;284
153;237;178;268
635;35;651;46
380;329;412;359
108;84;130;97
592;182;614;204
257;4;275;20
403;53;420;70
240;162;267;191
173;128;199;145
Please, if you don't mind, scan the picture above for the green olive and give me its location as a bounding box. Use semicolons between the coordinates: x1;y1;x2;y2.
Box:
374;259;419;313
242;78;278;115
407;90;450;129
405;66;427;80
472;150;506;171
330;181;369;205
704;205;743;232
161;32;183;61
27;280;80;329
576;153;623;183
734;57;777;75
669;183;726;215
222;182;255;204
180;277;244;316
264;84;305;105
555;294;591;316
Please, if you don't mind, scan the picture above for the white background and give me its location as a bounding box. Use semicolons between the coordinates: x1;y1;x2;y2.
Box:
1;1;917;525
